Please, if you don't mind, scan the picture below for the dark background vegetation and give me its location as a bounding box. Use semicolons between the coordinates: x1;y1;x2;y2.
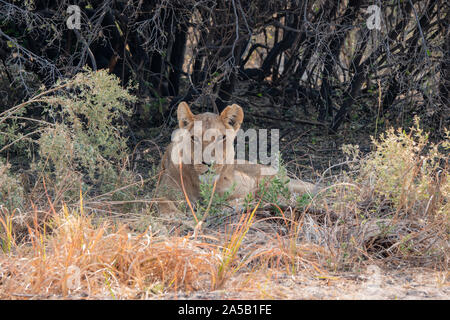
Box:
0;0;448;136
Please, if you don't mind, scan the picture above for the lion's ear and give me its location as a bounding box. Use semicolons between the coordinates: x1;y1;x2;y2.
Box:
177;102;194;128
220;104;244;131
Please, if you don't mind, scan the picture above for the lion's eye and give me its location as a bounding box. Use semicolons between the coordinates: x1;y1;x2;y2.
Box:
191;136;200;144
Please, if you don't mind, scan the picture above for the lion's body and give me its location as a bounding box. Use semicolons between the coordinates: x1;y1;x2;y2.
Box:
156;102;316;214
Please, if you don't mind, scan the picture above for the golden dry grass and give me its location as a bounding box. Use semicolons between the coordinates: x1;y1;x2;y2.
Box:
0;195;329;299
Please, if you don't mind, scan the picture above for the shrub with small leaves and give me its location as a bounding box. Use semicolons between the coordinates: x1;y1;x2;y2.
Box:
197;166;235;220
256;159;290;210
331;117;450;266
359;116;449;216
37;68;137;200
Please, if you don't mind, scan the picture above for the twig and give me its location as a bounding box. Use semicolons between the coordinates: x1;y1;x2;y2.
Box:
199;177;218;224
0;128;44;153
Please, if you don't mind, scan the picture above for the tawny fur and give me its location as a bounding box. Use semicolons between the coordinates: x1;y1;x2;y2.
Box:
156;101;316;214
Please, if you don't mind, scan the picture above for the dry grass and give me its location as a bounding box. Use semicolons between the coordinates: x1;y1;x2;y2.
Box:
0;183;447;299
0;192;329;299
0;109;448;299
0;197;217;299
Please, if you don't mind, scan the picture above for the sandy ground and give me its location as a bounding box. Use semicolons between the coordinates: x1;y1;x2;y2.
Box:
160;267;449;300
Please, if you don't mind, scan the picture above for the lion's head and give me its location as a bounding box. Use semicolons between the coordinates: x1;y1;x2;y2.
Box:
171;101;244;176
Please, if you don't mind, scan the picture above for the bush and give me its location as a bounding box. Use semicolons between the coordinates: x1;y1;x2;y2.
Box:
1;68;139;206
328;117;450;267
36;68;137;201
358;117;449;217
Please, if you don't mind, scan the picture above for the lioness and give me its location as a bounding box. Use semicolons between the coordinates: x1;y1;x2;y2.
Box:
156;101;317;214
